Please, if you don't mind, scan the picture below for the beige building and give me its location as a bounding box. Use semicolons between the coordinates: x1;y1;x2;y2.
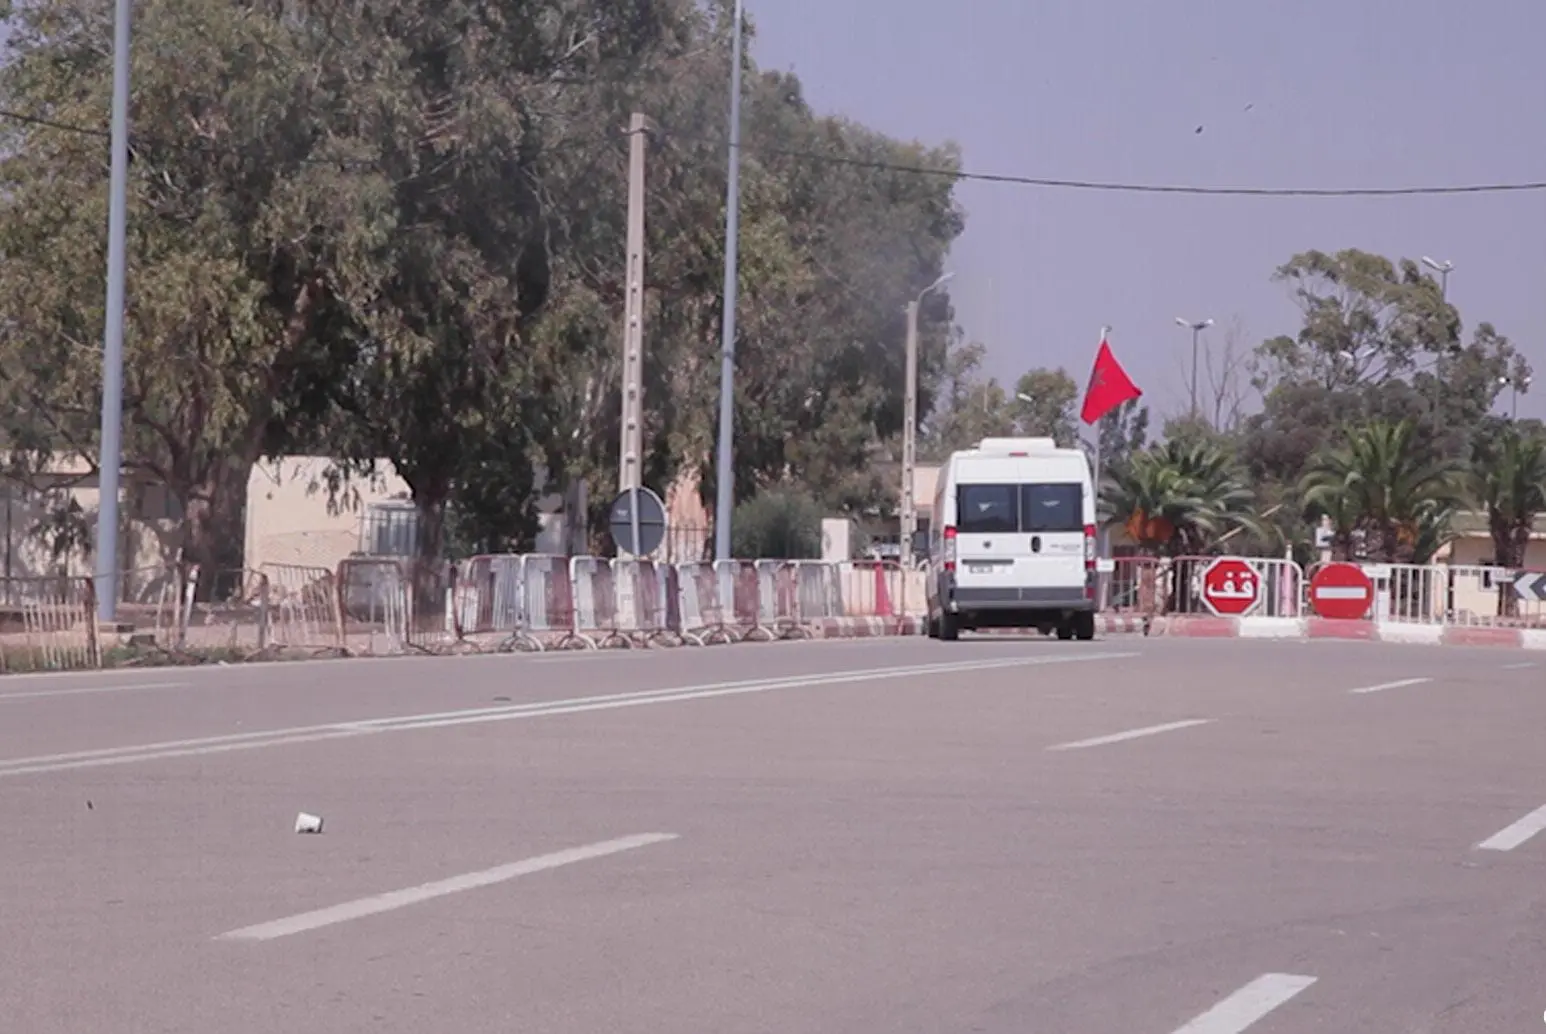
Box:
0;452;181;600
244;456;413;573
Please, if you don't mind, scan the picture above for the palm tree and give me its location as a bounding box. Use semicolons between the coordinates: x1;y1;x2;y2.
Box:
1103;440;1266;556
1471;430;1546;615
1300;420;1467;563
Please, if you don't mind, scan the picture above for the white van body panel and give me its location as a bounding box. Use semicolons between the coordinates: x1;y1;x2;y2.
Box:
926;439;1096;629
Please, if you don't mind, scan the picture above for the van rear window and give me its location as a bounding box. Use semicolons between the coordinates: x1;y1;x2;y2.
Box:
956;484;1018;533
1021;483;1084;532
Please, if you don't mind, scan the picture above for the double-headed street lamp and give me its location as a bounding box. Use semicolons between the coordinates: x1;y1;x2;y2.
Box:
1421;256;1457;420
1500;374;1533;420
1174;316;1213;419
899;272;953;569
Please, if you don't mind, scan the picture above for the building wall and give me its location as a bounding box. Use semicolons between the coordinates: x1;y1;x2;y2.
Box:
1;461;179;600
244;457;411;573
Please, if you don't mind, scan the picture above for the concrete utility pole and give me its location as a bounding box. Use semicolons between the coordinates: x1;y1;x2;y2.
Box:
616;113;650;558
1174;316;1213;420
711;0;745;562
899;272;953;570
94;0;132;624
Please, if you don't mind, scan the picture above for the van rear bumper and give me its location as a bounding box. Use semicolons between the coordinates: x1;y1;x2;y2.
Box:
948;587;1094;611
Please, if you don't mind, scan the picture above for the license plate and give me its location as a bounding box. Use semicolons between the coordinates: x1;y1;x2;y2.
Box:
967;563;994;574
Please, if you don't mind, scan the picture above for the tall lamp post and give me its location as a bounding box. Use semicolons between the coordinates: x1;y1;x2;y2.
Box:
1174;316;1213;420
1500;374;1532;420
94;0;133;624
711;0;745;561
1421;256;1456;424
900;272;953;569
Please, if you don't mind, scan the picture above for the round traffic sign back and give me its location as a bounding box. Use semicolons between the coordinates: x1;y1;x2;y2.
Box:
609;486;667;556
1309;562;1373;620
1200;557;1261;616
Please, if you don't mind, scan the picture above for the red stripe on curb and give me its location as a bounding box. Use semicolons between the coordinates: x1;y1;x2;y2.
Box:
1304;618;1379;641
1440;626;1523;648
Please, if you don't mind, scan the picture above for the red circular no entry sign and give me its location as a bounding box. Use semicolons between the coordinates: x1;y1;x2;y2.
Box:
1310;562;1374;620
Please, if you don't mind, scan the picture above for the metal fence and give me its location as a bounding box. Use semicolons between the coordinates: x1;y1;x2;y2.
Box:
17;552;1544;674
0;576;99;672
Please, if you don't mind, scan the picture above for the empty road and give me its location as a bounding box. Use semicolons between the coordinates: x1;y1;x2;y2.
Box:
1;636;1542;1032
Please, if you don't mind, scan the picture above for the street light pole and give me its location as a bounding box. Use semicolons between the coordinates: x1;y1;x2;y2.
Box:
1174;316;1213;420
1421;256;1456;425
94;0;132;624
899;272;953;570
711;0;744;562
1501;374;1532;420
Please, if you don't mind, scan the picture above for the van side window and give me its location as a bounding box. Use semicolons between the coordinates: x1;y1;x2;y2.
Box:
956;484;1018;533
1020;484;1084;532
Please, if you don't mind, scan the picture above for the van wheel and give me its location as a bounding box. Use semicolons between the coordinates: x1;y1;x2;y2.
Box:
1055;624;1075;641
939;612;959;642
1074;612;1096;641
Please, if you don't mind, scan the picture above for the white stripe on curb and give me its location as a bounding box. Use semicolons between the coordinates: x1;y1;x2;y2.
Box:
1373;623;1444;646
1170;973;1317;1033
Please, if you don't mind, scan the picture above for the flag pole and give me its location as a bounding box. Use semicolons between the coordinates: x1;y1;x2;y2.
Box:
1094;326;1110;607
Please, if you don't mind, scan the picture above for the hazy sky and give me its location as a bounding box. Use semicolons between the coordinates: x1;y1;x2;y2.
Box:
750;0;1546;422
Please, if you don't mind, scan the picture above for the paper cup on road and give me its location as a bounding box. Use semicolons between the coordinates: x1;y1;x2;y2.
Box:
294;812;324;834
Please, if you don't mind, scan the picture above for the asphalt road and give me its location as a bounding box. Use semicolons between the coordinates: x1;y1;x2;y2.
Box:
1;637;1543;1032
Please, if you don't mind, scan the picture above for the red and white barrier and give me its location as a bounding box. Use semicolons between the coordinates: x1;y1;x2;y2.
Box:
611;558;680;647
522;554;585;650
754;560;809;640
677;561;737;645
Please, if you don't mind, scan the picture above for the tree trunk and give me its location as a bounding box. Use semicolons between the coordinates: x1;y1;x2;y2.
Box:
179;464;248;602
410;476;452;633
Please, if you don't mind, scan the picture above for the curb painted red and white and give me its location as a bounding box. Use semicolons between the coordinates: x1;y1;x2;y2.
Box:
806;617;926;639
804;613;1546;649
1150;615;1546;650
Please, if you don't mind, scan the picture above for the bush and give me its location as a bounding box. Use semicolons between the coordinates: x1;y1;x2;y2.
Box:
730;488;824;559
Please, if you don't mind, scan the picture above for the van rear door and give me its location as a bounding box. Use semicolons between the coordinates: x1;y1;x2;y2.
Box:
1019;482;1086;589
953;482;1025;592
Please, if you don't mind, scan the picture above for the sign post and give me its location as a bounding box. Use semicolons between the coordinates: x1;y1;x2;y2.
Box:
1309;562;1375;620
1200;557;1261;617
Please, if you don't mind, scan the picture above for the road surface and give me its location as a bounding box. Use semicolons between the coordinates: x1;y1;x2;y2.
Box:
1;637;1542;1032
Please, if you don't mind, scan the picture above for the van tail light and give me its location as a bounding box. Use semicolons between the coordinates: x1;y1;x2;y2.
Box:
943;526;957;572
1084;523;1097;599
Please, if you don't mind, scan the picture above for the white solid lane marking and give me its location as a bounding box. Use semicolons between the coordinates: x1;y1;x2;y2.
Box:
1046;719;1213;752
0;681;187;702
1348;677;1432;695
1502;661;1537;670
1170;973;1317;1033
217;833;678;941
0;652;1136;778
1477;804;1546;851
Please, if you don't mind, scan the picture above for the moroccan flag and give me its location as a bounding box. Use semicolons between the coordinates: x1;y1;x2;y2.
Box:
1080;335;1142;425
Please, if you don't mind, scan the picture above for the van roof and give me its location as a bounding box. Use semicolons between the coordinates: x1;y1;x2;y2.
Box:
975;437;1057;453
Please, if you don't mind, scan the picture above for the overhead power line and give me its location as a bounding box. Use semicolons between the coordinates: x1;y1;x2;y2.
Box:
659;126;1546;198
6;105;1546;198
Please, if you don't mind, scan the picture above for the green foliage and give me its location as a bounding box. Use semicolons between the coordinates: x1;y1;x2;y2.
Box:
1298;420;1468;563
1470;427;1546;571
1102;440;1266;556
0;0;965;574
729;488;823;560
